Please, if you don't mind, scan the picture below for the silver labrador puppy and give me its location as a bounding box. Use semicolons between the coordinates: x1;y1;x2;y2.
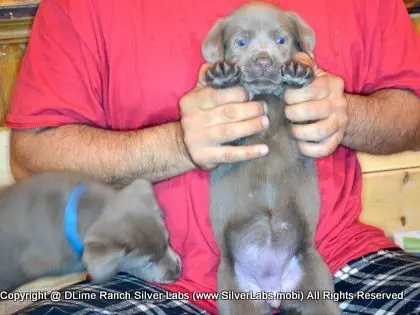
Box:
0;172;181;292
202;2;341;315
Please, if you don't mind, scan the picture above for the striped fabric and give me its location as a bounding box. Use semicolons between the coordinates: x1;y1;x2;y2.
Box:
17;274;209;315
16;249;420;315
334;249;420;315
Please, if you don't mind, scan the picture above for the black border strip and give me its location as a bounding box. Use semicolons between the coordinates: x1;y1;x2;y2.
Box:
408;6;420;14
0;4;39;20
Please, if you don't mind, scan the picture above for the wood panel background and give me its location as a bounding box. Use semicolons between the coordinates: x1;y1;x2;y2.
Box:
0;0;39;126
359;159;420;236
0;1;40;4
404;0;420;10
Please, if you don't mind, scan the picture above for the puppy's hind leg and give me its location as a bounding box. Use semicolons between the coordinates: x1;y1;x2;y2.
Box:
217;258;271;315
291;248;341;315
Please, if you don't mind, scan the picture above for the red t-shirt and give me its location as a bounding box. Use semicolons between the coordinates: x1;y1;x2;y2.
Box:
6;0;420;313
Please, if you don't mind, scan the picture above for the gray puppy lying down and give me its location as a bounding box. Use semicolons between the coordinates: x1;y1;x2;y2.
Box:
202;2;341;315
0;172;181;292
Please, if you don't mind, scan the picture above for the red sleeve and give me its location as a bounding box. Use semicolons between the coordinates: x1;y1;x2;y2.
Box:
362;0;420;97
6;0;106;129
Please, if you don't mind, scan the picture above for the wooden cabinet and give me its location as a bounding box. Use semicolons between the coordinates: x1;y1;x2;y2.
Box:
409;2;420;31
0;0;39;126
358;152;420;236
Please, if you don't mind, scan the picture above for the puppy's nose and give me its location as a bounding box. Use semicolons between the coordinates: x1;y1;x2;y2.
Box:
256;57;272;69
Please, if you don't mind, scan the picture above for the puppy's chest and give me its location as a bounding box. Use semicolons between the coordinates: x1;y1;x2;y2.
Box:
213;129;311;212
246;139;303;196
241;122;301;172
215;129;305;195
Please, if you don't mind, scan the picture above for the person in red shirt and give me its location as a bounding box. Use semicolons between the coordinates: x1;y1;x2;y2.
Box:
6;0;420;314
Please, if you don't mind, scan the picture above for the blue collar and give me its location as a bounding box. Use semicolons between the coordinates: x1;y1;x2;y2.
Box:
64;184;87;257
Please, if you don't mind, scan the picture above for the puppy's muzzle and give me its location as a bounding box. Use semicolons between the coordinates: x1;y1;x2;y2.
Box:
255;54;272;69
251;52;273;74
156;248;182;283
244;52;282;86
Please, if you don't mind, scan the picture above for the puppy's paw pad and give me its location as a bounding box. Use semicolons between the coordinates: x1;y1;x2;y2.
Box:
281;60;314;88
206;61;241;89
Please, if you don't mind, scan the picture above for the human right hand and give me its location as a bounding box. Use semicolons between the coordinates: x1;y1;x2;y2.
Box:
285;53;348;158
179;64;269;171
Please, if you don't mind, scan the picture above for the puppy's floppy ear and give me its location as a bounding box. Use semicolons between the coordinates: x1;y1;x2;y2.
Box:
82;178;156;283
82;231;125;283
82;212;146;284
286;12;316;58
120;178;162;216
202;19;226;63
83;177;165;283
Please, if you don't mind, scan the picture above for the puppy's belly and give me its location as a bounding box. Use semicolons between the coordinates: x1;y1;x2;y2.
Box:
234;253;304;308
211;164;289;244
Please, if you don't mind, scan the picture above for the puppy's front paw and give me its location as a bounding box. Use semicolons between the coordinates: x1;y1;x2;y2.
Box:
281;60;314;88
206;61;241;89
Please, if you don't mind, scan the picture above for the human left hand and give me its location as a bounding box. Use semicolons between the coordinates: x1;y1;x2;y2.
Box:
284;54;349;158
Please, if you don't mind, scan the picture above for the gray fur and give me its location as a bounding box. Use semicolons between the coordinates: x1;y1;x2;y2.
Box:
0;172;181;292
203;2;340;314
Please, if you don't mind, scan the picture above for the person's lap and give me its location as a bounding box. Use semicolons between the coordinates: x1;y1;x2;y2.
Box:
16;249;420;315
14;275;209;315
333;249;420;315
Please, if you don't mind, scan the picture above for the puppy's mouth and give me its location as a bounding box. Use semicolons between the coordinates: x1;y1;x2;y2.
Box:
240;61;283;94
243;77;280;86
242;66;282;81
241;72;283;95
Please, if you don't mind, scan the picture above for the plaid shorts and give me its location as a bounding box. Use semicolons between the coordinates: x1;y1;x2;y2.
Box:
333;249;420;315
15;249;420;315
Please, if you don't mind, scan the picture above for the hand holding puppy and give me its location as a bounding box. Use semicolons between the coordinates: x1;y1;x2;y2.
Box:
284;53;349;158
179;64;269;170
180;53;349;169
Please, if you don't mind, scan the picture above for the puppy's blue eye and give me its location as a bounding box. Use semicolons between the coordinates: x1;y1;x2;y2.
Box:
275;36;286;45
237;38;248;47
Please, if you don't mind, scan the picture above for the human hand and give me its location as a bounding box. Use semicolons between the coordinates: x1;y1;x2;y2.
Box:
179;64;269;171
284;54;348;158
